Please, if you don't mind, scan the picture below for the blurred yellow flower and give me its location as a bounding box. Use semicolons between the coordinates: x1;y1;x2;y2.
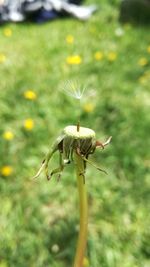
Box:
66;55;82;65
147;46;150;53
3;28;12;37
138;58;148;66
3;131;14;140
138;76;147;84
0;53;6;63
94;51;103;61
83;102;95;113
0;260;8;267
82;257;89;267
66;35;74;44
107;52;117;62
1;166;13;176
24;119;34;130
139;71;150;84
23;90;37;100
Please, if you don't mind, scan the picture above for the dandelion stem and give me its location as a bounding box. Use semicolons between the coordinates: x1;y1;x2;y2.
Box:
73;152;88;267
77;120;80;132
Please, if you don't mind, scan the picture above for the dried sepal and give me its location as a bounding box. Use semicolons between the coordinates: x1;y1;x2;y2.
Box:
32;126;112;181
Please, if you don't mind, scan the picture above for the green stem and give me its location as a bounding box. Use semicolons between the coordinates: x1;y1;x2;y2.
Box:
73;152;88;267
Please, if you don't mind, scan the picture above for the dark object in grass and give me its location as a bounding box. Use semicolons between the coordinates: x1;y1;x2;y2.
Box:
0;0;97;24
119;0;150;24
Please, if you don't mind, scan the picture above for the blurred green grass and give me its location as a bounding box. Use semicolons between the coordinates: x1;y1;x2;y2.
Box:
0;0;150;266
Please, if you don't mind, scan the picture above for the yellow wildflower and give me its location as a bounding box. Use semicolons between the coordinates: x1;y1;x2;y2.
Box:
24;119;34;131
3;131;14;140
1;166;13;176
83;102;95;113
94;51;103;61
23;90;37;100
3;28;12;37
107;52;117;62
0;53;6;64
66;35;74;44
66;55;82;65
138;58;148;66
147;46;150;53
82;257;89;267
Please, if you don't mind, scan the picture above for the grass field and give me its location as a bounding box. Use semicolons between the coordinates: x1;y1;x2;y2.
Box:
0;0;150;266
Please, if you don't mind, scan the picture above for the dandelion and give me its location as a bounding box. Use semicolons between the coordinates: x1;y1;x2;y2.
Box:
138;58;148;66
0;53;6;64
107;52;117;62
83;102;95;113
3;28;12;37
66;55;82;65
1;166;13;176
32;125;112;267
3;131;14;140
23;90;37;100
24;119;34;131
94;51;103;61
147;46;150;53
66;34;74;44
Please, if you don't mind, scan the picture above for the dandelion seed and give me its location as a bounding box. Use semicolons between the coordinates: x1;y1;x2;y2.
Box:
66;55;82;65
3;28;12;37
24;119;34;131
0;53;6;64
138;58;148;66
107;52;117;62
23;90;37;100
94;51;103;61
62;80;86;100
1;166;13;176
3;131;14;140
66;34;74;44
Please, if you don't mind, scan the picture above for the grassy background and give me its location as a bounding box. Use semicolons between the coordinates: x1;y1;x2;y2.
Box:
0;0;150;266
